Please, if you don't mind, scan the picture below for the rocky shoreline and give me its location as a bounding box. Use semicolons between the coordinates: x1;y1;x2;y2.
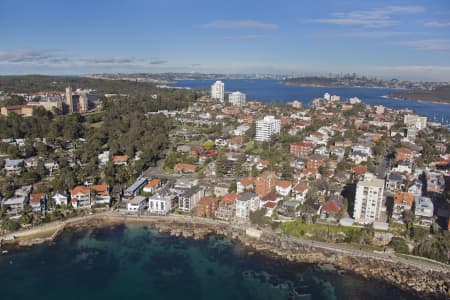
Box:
2;214;449;299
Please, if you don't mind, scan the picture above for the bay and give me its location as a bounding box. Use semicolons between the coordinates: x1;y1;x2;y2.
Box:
0;225;419;300
169;79;450;123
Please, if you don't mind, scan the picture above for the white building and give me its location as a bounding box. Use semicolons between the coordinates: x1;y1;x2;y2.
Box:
148;194;172;214
255;116;280;142
414;196;434;226
353;173;385;224
211;80;225;102
229;91;246;107
127;196;147;212
323;93;331;101
404;114;427;130
235;192;260;220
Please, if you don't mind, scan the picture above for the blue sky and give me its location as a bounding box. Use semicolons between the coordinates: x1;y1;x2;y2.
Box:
1;0;450;80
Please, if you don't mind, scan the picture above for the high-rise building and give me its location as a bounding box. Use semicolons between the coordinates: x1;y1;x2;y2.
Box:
211;80;224;102
353;173;385;224
255;116;280;142
79;91;89;113
229;91;246;107
65;87;73;113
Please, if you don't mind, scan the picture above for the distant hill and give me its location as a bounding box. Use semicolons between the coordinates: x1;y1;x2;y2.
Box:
283;76;406;88
390;85;450;104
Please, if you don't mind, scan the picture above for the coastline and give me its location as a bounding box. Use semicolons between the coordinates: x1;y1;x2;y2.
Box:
1;212;449;299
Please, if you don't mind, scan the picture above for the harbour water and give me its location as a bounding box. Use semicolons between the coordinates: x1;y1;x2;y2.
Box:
170;79;450;123
0;225;420;300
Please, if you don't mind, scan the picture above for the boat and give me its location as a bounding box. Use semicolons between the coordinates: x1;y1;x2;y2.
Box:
1;250;8;255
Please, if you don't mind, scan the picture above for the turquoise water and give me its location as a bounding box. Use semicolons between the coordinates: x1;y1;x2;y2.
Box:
170;79;450;123
0;224;419;300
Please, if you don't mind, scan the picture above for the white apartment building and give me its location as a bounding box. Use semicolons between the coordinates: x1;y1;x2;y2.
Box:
211;80;224;102
228;91;246;107
404;114;427;130
235;192;260;220
255;116;280;142
148;194;172;214
353;173;385;224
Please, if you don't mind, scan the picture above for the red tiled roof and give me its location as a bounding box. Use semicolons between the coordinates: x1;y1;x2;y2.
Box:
174;163;197;172
91;184;109;196
71;186;90;195
263;201;277;209
394;192;414;207
321;200;341;213
145;179;161;189
276;180;292;189
30;193;45;203
221;193;238;204
294;182;309;192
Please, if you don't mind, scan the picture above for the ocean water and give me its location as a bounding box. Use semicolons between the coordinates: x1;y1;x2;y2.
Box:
0;224;419;300
170;79;450;123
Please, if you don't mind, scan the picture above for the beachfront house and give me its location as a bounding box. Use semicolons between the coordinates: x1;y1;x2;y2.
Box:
70;186;91;209
52;190;69;206
127;196;147;212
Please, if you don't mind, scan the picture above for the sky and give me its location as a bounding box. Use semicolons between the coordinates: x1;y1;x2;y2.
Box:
1;0;450;81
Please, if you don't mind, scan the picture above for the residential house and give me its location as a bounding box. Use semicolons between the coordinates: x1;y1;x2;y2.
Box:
237;177;255;193
228;136;244;151
143;179;161;194
319;195;344;220
98;150;110;165
52;190;69;206
215;193;238;221
70;186;91;209
214;182;230;197
278;200;300;218
407;178;423;196
29;193;47;213
148;194;173;214
112;155;128;165
392;192;414;222
127;196;147;212
275;180;292;197
414;196;434;226
235;192;260;220
292;182;309;203
196;196;218;217
4;158;24;172
427;172;445;193
91;184;111;205
385;173;405;192
174;163;197;174
263;201;277;217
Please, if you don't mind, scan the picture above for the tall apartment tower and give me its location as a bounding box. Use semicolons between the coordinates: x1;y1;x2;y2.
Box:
353;173;385;224
79;91;89;113
255;116;280;142
65;87;73;113
211;80;224;102
229;91;246;107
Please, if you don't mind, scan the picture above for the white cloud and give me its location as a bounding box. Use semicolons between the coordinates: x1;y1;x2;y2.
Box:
202;20;279;30
424;21;450;27
391;39;450;52
309;6;424;28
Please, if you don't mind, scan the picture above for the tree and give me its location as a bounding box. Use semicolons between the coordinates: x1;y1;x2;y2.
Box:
389;237;409;254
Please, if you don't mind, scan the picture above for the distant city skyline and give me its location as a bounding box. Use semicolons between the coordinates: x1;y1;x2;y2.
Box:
1;0;450;80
